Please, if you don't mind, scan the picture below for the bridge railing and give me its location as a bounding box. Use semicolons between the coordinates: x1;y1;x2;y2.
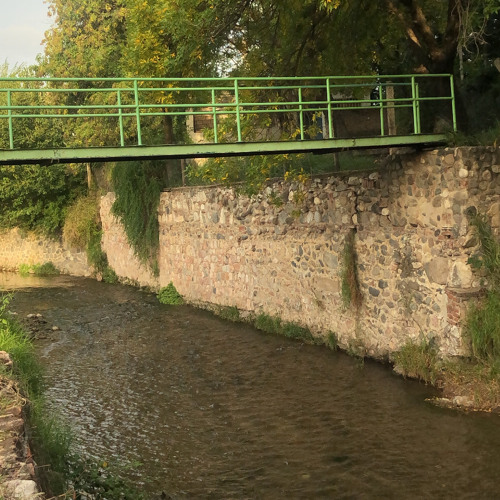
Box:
0;74;456;150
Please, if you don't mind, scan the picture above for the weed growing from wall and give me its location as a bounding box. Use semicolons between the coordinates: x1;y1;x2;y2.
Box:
111;161;166;275
393;340;440;384
340;229;362;309
157;282;184;305
254;313;315;343
325;331;338;351
465;211;500;366
216;305;241;322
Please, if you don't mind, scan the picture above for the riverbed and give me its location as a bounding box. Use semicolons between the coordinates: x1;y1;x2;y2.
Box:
2;272;500;498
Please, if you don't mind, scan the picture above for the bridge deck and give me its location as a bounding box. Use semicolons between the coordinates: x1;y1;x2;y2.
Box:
0;134;447;166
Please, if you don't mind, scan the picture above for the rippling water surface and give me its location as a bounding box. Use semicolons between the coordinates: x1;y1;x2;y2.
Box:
3;272;500;499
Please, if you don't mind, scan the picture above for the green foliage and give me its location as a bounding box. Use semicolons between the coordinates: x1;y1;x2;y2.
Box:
393;339;440;384
19;264;31;277
216;305;241;322
0;164;86;236
448;122;500;147
157;282;184;305
464;212;500;365
63;194;101;250
67;458;146;500
63;195;118;282
32;262;60;276
325;331;338;351
254;313;315;343
467;212;500;290
111;161;168;273
254;313;282;335
340;229;362;309
18;262;60;277
466;290;500;364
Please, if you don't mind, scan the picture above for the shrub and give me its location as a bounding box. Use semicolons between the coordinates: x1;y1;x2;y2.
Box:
157;282;184;305
18;262;60;277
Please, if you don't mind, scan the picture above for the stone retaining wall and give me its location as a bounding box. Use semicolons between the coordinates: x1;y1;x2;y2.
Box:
100;193;158;288
1;146;498;359
0;228;90;276
156;147;500;358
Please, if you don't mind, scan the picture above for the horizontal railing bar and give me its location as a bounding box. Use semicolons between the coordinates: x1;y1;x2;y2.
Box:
0;73;455;84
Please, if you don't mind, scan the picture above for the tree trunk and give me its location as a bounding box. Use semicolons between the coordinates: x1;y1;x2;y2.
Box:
162;112;175;144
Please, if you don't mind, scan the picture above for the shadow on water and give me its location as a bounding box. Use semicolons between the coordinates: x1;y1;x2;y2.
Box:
3;273;500;498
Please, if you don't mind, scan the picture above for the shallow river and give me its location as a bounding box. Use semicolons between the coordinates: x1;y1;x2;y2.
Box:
2;273;500;499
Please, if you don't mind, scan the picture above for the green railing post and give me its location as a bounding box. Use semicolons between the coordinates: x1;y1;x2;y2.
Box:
117;89;125;147
415;81;421;134
234;78;242;142
450;74;457;132
211;88;218;144
326;78;333;139
411;76;421;134
378;82;385;136
133;79;142;146
7;90;14;149
298;86;304;140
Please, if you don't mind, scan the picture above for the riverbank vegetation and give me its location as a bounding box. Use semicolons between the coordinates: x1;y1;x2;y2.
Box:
19;261;60;277
0;293;146;498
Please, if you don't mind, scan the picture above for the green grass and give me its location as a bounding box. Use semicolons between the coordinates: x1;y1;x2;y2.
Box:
216;305;241;322
465;290;500;363
393;339;440;385
254;313;315;343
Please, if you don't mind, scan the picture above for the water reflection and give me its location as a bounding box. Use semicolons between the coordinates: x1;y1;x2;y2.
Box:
4;273;500;498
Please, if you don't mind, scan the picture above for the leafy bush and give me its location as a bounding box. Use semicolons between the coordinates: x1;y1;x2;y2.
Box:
18;262;60;277
0;164;86;235
63;194;100;249
157;282;184;305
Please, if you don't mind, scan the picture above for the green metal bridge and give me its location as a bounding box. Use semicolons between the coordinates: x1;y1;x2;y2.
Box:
0;74;456;165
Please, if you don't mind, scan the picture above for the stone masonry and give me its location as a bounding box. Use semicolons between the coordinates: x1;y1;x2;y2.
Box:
156;147;500;359
0;227;90;276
